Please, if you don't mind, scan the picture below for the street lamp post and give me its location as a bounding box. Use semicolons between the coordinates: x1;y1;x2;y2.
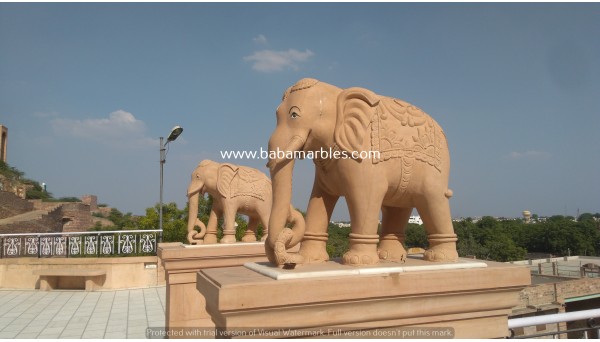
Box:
159;125;183;242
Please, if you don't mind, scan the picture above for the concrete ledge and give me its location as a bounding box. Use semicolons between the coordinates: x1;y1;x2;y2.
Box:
197;258;531;338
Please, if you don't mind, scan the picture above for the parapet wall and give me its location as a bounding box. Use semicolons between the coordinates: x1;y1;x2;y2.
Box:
0;256;165;290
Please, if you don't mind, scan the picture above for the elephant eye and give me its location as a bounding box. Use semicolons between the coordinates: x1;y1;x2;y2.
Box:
289;107;301;119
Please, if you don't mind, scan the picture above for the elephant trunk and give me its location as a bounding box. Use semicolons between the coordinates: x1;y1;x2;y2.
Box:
266;135;306;170
187;190;206;244
266;154;306;265
273;206;305;265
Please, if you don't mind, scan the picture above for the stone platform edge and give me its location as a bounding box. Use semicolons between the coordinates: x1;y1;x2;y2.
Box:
244;256;488;280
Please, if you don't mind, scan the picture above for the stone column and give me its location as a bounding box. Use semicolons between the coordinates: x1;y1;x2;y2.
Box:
159;242;293;336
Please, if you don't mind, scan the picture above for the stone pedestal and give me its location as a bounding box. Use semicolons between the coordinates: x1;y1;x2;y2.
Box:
158;242;273;332
196;257;531;338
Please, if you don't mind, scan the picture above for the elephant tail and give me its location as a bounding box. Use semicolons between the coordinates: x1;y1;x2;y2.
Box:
445;189;453;198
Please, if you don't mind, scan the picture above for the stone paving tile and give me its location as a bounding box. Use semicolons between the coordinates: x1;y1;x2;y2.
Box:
0;331;19;338
16;332;40;338
38;326;66;337
1;324;27;332
82;330;106;339
0;286;166;339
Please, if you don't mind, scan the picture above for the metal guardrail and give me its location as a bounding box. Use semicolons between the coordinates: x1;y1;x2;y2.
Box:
0;230;160;258
508;308;600;339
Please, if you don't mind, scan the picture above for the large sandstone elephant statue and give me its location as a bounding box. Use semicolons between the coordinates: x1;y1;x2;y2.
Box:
187;160;303;245
265;78;458;266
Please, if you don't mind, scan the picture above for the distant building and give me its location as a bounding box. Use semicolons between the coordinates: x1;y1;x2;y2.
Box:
510;256;600;338
522;210;531;223
408;216;423;225
331;221;351;228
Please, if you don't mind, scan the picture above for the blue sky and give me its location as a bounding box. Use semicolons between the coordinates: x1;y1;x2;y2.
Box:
1;3;599;220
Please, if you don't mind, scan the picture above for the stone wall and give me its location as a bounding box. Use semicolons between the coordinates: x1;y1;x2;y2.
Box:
515;277;600;310
0;191;34;219
81;195;98;211
0;206;63;234
61;203;94;232
0;256;165;290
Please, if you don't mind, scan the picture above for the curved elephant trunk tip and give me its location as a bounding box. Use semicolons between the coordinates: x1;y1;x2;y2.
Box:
187;218;207;245
186;190;206;244
274;228;305;266
271;205;306;267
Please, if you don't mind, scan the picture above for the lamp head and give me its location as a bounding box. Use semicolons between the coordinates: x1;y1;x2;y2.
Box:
166;125;183;144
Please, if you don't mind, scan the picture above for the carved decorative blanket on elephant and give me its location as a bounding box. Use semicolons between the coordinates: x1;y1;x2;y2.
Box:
230;167;270;201
371;97;444;173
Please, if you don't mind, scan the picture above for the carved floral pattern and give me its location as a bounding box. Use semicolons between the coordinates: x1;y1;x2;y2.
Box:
371;97;443;172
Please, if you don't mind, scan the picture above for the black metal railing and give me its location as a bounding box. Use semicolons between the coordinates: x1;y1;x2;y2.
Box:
0;230;160;258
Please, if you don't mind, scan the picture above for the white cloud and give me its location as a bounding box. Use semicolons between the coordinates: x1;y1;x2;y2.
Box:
51;110;155;148
505;150;552;161
33;111;59;118
253;34;268;45
244;49;315;73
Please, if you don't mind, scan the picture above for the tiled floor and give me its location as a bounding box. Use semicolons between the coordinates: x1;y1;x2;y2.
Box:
0;286;166;339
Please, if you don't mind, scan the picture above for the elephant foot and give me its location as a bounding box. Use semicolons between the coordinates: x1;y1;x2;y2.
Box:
204;233;218;244
220;235;237;244
423;234;458;262
298;238;329;264
343;233;380;266
242;235;257;243
377;239;407;263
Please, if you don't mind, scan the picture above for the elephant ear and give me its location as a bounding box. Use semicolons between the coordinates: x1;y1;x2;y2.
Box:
217;163;238;199
334;87;380;158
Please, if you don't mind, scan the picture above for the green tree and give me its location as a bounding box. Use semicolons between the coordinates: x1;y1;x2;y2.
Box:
138;202;187;242
482;232;527;261
405;224;428;248
327;224;351;258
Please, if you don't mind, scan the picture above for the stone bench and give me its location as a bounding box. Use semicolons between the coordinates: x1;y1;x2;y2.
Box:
33;269;106;291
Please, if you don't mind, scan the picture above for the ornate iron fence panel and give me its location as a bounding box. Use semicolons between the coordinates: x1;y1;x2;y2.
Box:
0;230;160;258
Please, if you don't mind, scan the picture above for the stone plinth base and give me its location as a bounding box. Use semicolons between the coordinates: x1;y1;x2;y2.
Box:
196;257;531;338
158;242;277;332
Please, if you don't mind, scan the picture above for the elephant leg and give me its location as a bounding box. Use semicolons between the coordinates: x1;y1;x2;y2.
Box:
416;194;458;262
204;208;220;244
258;208;269;242
343;183;386;266
242;216;258;242
220;204;237;244
298;181;338;264
378;206;410;263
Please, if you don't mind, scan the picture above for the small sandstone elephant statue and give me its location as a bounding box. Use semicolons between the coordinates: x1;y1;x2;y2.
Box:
265;78;458;266
187;160;303;245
